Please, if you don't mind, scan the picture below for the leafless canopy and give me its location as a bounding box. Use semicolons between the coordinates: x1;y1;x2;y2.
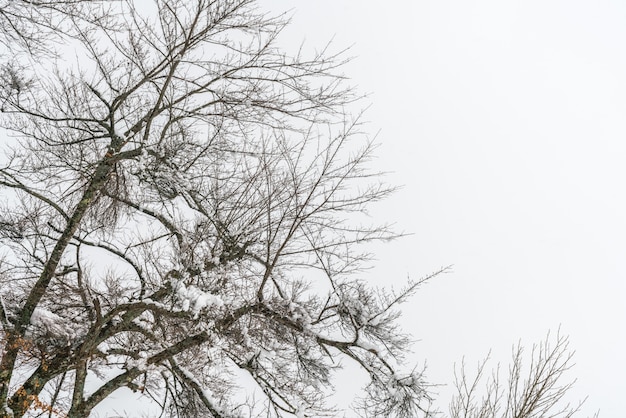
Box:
0;0;441;417
0;0;113;55
449;331;597;418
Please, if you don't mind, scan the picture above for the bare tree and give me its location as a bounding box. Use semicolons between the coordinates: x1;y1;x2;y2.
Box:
0;0;442;416
449;331;598;418
0;2;597;418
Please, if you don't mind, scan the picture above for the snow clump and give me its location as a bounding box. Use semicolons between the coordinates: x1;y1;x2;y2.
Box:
172;280;224;318
30;307;77;342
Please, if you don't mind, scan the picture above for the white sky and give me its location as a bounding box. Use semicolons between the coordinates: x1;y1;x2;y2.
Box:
263;0;626;416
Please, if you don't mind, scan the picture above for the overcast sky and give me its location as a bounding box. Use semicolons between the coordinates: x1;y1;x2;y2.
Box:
261;1;626;416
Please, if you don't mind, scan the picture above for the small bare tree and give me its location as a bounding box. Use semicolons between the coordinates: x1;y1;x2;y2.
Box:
0;0;442;416
449;331;597;418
